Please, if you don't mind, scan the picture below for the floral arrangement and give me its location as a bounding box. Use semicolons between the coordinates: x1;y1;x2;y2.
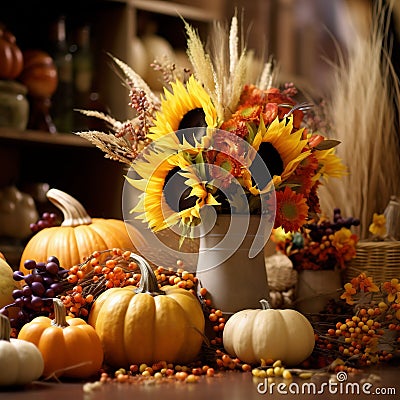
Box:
273;208;359;271
77;16;346;238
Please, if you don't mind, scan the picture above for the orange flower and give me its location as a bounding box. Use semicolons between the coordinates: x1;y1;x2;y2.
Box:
382;278;400;303
340;282;357;305
207;151;243;189
331;227;358;267
273;186;309;232
351;273;379;293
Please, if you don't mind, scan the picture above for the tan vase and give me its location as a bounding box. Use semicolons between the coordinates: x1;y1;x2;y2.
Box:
196;214;270;316
295;269;343;314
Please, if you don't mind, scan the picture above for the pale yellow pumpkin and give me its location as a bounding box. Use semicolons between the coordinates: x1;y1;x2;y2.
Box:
19;189;143;272
88;253;205;367
0;257;20;312
223;300;315;366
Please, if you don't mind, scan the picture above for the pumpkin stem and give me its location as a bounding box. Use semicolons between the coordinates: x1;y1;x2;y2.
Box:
132;253;163;295
46;188;92;227
0;314;11;341
260;299;271;310
52;298;69;328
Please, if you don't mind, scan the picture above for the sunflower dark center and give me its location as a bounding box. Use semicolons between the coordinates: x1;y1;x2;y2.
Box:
177;108;207;145
250;142;284;189
163;167;197;212
178;108;207;129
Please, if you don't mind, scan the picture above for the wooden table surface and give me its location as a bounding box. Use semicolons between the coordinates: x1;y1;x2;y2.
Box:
1;364;398;400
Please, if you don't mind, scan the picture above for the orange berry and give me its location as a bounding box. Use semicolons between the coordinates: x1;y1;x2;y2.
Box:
206;368;215;377
68;275;78;284
80;308;89;317
69;266;79;274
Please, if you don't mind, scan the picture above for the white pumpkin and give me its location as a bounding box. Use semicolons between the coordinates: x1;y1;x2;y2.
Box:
0;314;44;386
0;186;38;239
223;300;315;366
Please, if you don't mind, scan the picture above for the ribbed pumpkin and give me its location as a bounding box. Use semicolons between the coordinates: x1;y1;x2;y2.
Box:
18;299;103;379
0;27;23;80
223;300;315;366
88;253;205;367
20;188;141;272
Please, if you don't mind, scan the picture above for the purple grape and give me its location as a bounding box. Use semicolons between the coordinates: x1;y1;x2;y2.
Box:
50;282;63;294
31;282;45;296
37;220;48;230
22;296;32;308
49;213;57;222
46;261;59;276
22;286;32;297
36;262;46;271
47;256;60;267
45;288;55;298
12;289;23;299
30;223;39;233
23;274;34;285
32;274;43;283
24;259;37;270
43;276;54;286
31;296;44;309
14;298;24;308
13;271;26;281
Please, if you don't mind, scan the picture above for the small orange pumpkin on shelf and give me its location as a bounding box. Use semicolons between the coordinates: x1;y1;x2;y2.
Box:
0;26;23;80
18;298;103;379
19;188;142;272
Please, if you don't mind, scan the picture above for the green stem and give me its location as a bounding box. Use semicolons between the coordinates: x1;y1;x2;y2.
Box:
132;253;163;295
0;314;11;341
52;298;69;327
260;299;271;310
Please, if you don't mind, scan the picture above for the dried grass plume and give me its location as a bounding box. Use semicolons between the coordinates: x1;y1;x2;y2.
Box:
319;0;400;238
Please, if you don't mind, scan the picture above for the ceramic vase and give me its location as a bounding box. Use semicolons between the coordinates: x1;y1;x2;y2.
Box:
196;214;270;317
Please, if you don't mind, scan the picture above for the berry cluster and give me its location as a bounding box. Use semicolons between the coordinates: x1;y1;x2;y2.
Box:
276;208;359;271
0;257;68;330
60;249;141;318
30;212;60;233
304;208;360;242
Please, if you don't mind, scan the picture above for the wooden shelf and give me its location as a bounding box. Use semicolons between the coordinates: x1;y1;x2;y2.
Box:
130;0;219;21
110;0;222;21
0;128;93;148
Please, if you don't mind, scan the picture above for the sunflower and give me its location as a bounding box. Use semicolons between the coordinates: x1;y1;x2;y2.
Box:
149;75;218;142
246;116;310;194
272;186;309;232
127;143;218;232
313;148;347;182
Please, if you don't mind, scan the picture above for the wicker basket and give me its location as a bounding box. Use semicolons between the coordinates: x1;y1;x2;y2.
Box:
345;240;400;282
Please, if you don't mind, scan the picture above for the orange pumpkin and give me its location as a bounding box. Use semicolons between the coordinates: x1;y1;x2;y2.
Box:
18;50;58;98
18;299;103;378
0;26;23;80
20;188;143;272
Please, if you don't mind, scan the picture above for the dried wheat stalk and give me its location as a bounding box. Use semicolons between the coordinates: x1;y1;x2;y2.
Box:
319;0;400;238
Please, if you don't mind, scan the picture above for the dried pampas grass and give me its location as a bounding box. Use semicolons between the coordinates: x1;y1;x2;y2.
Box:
319;0;400;238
